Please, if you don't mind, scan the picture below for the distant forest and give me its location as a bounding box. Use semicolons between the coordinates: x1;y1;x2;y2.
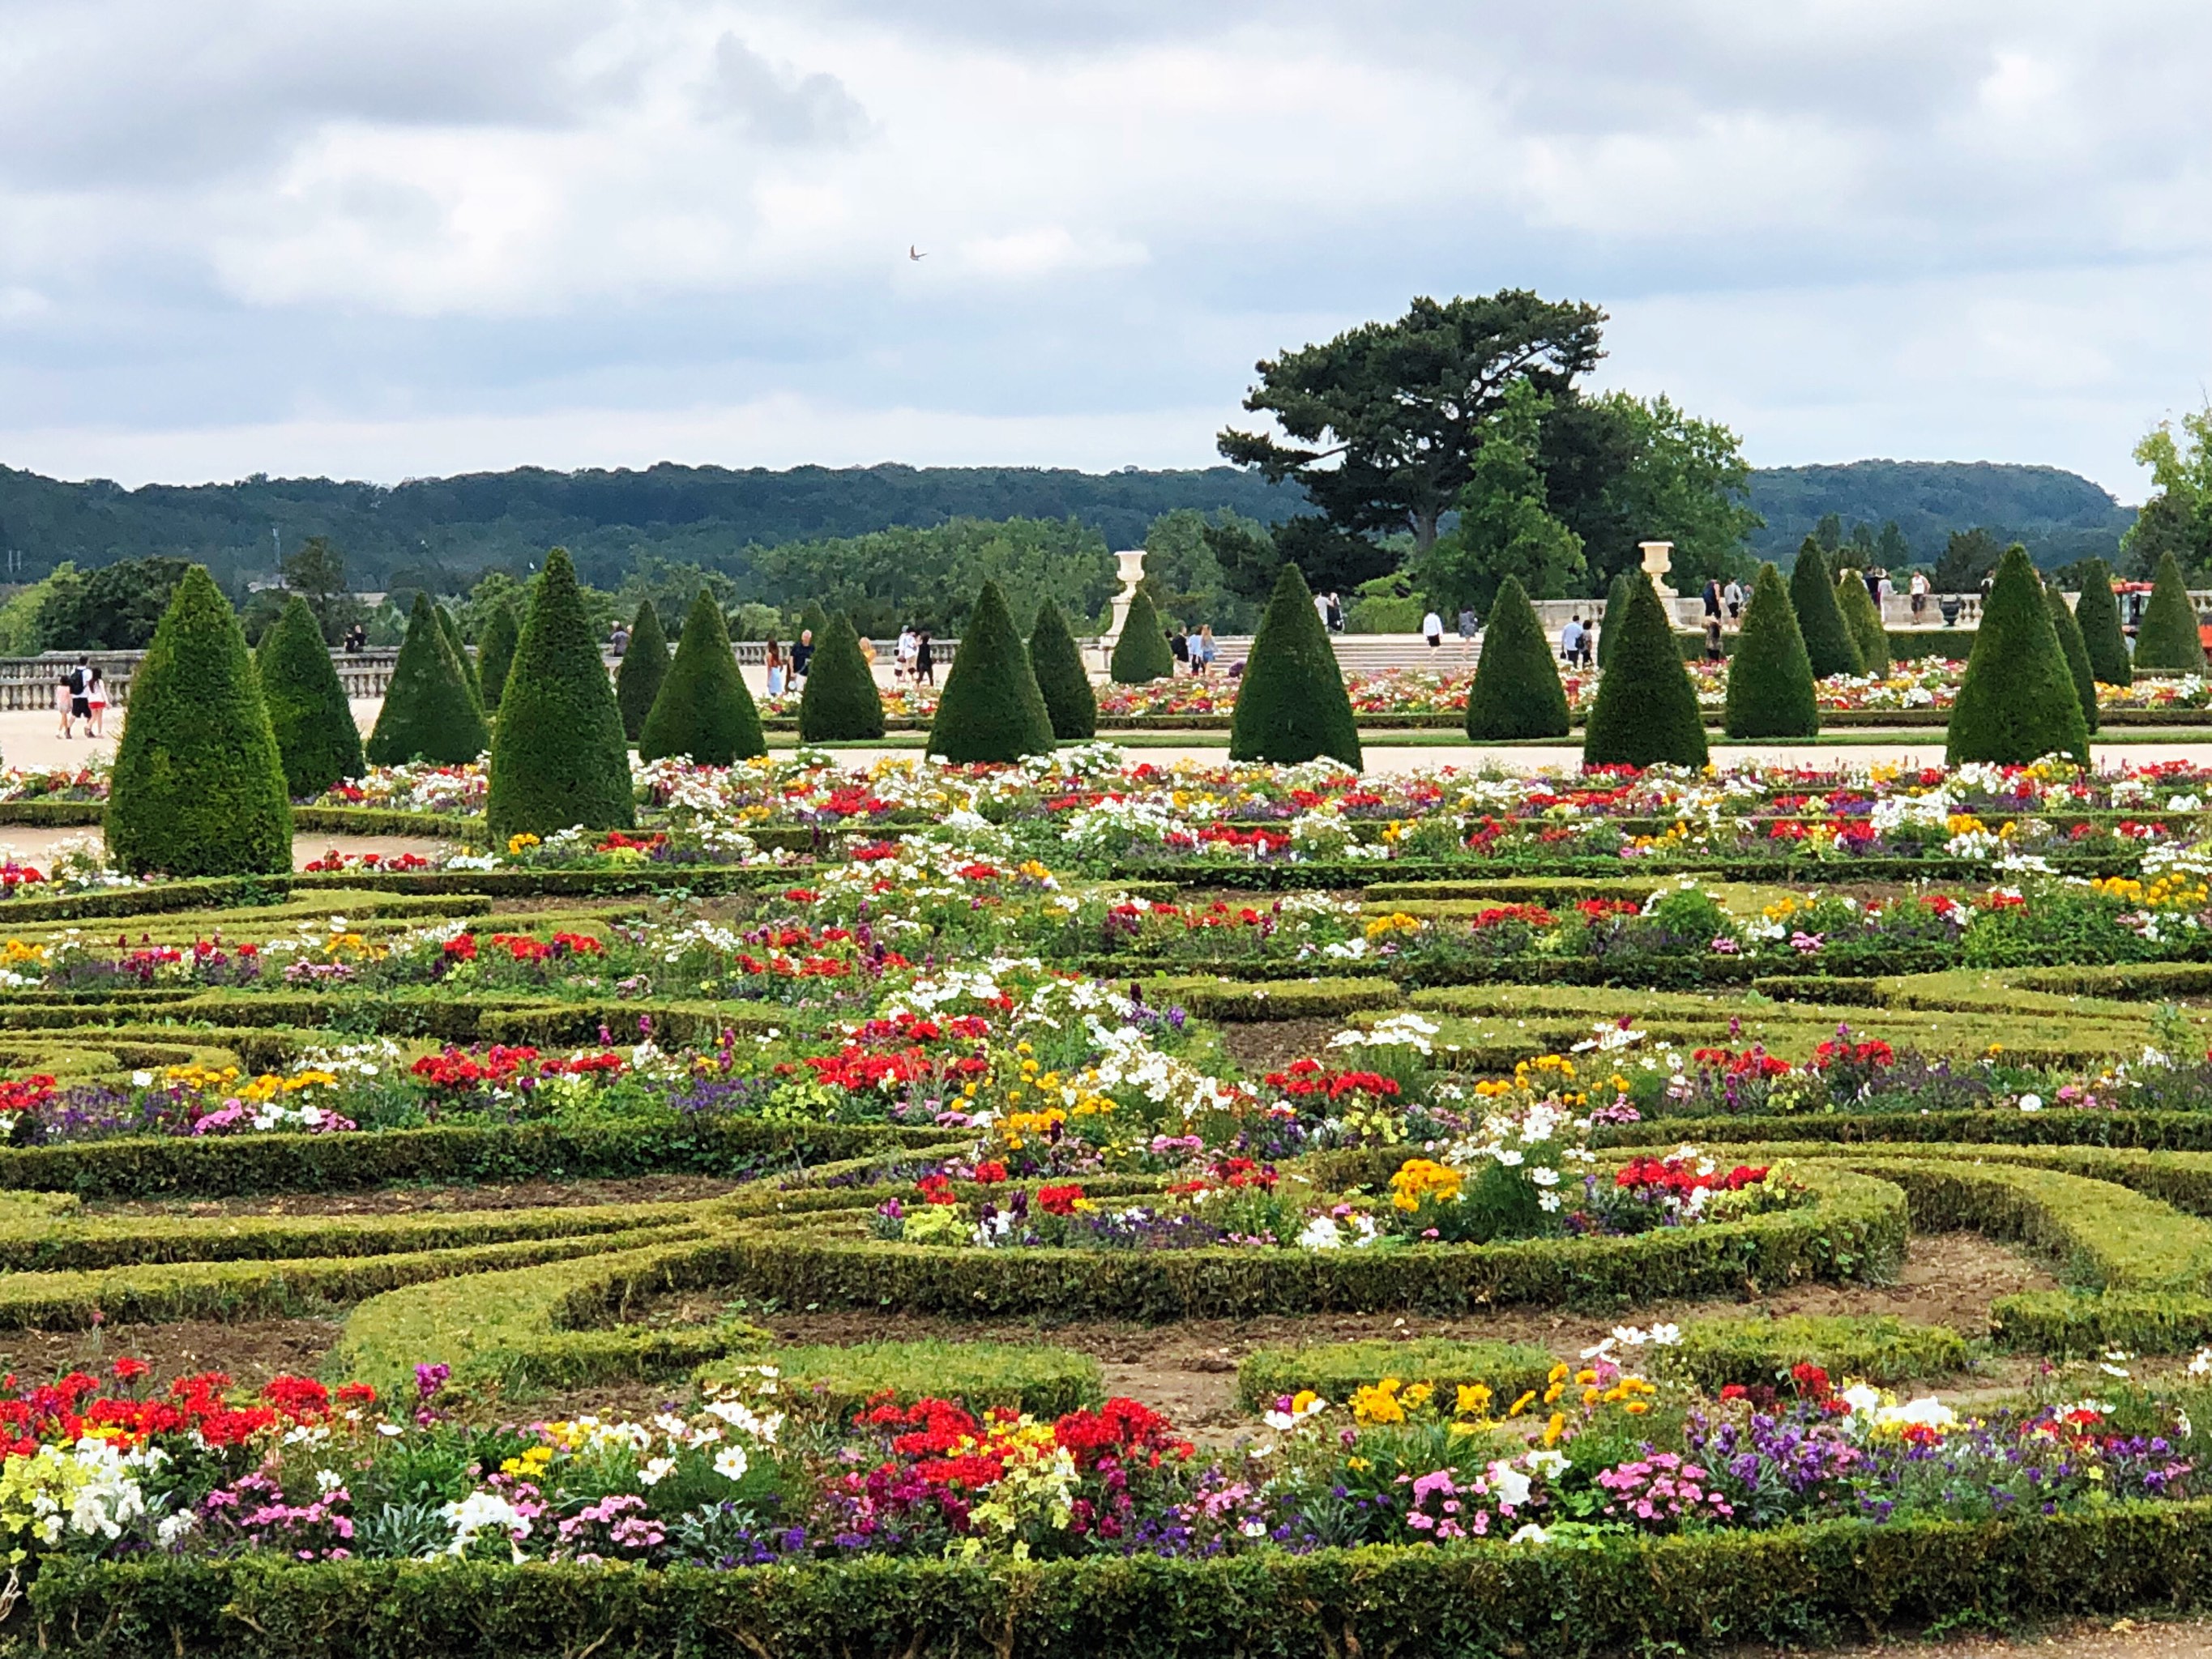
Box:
0;455;2136;591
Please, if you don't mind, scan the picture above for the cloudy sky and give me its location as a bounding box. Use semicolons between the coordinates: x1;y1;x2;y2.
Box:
1;0;2208;497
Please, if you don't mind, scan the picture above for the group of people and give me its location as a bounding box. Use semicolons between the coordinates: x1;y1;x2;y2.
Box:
1309;591;1347;633
53;660;108;739
1420;608;1483;650
1167;623;1220;676
1557;614;1597;667
890;625;936;688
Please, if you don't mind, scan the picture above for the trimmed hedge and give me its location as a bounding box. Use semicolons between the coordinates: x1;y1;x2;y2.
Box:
365;594;488;767
928;582;1054;762
1582;572;1707;768
255;595;366;798
434;602;481;710
798;612;887;742
2047;578;2101;735
1228;563;1362;770
1833;569;1890;676
766;1340;1103;1421
2074;557;2132;685
1945;544;2090;766
1595;569;1634;670
1670;1313;1970;1389
2137;548;2207;673
1464;575;1569;740
638;590;767;765
1789;539;1861;679
1108;586;1175;684
1138;975;1403;1021
1236;1337;1556;1414
615;599;670;741
487;548;636;841
1027;597;1099;740
477;599;520;714
1722;561;1817;740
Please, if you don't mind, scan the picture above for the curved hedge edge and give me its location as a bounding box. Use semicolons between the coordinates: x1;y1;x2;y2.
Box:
1668;1313;1971;1388
1992;1290;2212;1357
752;1340;1104;1422
1137;975;1403;1021
1593;1112;2212;1154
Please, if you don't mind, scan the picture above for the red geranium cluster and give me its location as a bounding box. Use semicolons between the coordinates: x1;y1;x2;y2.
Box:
301;849;430;873
1263;1057;1402;1102
409;1044;539;1092
538;1051;625;1078
1691;1047;1794;1080
1808;1038;1895;1071
0;1073;59;1116
0;859;45;890
1035;1183;1085;1215
1577;898;1642;919
0;1363;377;1456
1469;903;1553;929
1614;1155;1769;1197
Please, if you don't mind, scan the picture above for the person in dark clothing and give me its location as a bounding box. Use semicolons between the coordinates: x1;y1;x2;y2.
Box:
915;631;934;686
343;622;366;651
1702;578;1722;619
792;629;814;679
1170;627;1190;672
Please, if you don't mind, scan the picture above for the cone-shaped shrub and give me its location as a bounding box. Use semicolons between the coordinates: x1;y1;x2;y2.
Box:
1464;576;1568;740
799;601;828;642
1723;564;1819;739
1027;598;1097;740
1583;574;1709;769
1595;571;1636;669
435;603;481;710
2073;558;2131;686
798;612;886;741
928;582;1055;762
1945;545;2090;766
366;594;489;766
614;601;669;740
1228;564;1362;770
256;595;365;798
1109;588;1176;683
488;547;634;840
1834;569;1890;676
1791;539;1862;679
2045;582;2099;736
478;603;520;714
639;591;765;764
107;565;292;877
2134;550;2206;673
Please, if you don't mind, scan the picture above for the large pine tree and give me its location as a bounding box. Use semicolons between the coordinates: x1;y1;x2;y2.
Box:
797;613;886;741
1228;564;1361;769
928;582;1057;762
257;594;366;797
366;593;489;766
488;548;635;839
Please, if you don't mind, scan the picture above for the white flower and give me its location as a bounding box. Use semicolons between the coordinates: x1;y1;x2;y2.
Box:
315;1469;345;1494
156;1509;199;1546
1839;1383;1883;1417
1296;1215;1343;1251
638;1456;677;1486
713;1447;750;1482
2018;1094;2043;1112
1488;1461;1532;1508
439;1491;532;1557
1508;1523;1551;1545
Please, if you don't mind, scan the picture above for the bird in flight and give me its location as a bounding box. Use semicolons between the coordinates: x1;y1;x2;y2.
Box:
909;245;927;261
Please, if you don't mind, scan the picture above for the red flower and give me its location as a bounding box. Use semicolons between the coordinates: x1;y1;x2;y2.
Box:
1036;1184;1085;1215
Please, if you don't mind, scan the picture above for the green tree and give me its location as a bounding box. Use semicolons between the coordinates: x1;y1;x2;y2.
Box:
614;600;669;740
752;520;1117;638
36;556;193;650
477;602;520;713
365;594;489;766
1834;569;1890;676
1109;588;1176;683
2124;405;2212;575
1463;576;1569;740
1595;570;1637;669
1219;291;1606;553
1228;564;1362;769
2044;582;2099;736
1583;574;1708;768
1789;539;1862;679
2071;558;2131;686
1140;509;1260;632
1932;528;2004;594
1414;381;1586;612
1815;513;1843;552
1945;545;2090;766
1202;514;1397;604
1544;392;1761;592
106;566;291;876
256;595;365;798
927;582;1056;762
638;590;765;765
487;548;635;840
1027;598;1097;740
1876;520;1911;566
280;535;360;642
796;613;886;742
1723;564;1818;739
2134;549;2207;672
433;602;480;710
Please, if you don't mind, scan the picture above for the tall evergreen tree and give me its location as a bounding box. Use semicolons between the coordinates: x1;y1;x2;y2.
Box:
435;603;481;710
928;582;1057;762
1945;545;2090;766
478;602;521;713
614;600;670;741
1109;588;1176;683
2134;550;2207;673
639;591;766;765
2071;558;2132;687
1834;569;1890;676
256;594;365;797
1723;564;1818;739
107;566;292;876
1228;564;1362;769
1790;539;1863;679
488;547;635;840
2044;582;2099;736
797;612;886;741
1595;570;1636;670
366;593;489;766
1463;576;1569;740
1583;574;1709;768
1027;598;1098;740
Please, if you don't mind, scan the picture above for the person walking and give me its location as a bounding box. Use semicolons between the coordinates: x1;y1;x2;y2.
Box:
792;628;814;680
895;624;916;684
915;630;934;686
764;640;786;697
1194;624;1217;677
1910;569;1929;620
1326;592;1344;633
1458;605;1477;649
1723;577;1744;621
1560;615;1583;665
69;661;90;736
1702;577;1723;623
85;667;107;738
1421;608;1444;650
1170;625;1190;674
609;621;630;657
53;668;73;739
1313;589;1330;628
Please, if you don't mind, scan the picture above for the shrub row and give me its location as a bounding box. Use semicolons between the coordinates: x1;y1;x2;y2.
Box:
1668;1313;1971;1389
1136;975;1403;1021
1236;1337;1556;1414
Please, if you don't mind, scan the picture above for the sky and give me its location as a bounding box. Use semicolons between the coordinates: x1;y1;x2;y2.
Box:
1;1;2209;499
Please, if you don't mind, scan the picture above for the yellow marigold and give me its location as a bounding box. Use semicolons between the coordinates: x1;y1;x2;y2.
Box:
1364;911;1423;940
1388;1158;1464;1213
1542;1412;1567;1448
507;832;541;855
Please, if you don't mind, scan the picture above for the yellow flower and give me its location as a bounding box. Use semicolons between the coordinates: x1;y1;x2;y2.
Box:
1364;911;1423;940
1542;1412;1567;1448
1388;1158;1463;1213
1455;1384;1492;1419
507;832;541;855
1350;1380;1407;1425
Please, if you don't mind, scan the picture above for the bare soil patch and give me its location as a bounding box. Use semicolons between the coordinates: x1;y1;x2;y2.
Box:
0;1318;340;1388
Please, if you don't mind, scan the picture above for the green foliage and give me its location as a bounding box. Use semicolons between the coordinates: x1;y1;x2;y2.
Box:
255;595;365;798
1027;598;1097;740
1550;390;1762;592
2124;404;2212;575
1789;539;1862;679
1582;574;1709;768
105;567;293;878
2073;558;2132;686
754;518;1117;638
2135;550;2207;672
487;548;635;841
1228;564;1362;770
476;602;519;713
796;612;886;742
1463;575;1569;740
1236;1337;1555;1413
1723;562;1818;739
1945;546;2091;766
365;594;489;767
36;555;194;650
1595;570;1634;669
927;581;1055;762
1672;1315;1969;1390
1136;976;1402;1022
1109;587;1176;683
1139;509;1262;632
433;602;480;709
638;590;766;765
2045;582;2099;735
1932;527;2006;594
1833;569;1890;675
1414;381;1585;612
613;599;669;740
767;1341;1102;1421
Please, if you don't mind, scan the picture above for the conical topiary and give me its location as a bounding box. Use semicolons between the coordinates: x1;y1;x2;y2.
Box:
799;601;829;642
478;602;520;714
1945;545;2090;766
797;612;886;741
928;582;1056;762
1583;574;1710;769
1109;587;1176;684
1027;598;1097;740
1228;564;1361;770
2134;550;2206;673
2045;582;2099;736
1790;539;1863;680
1834;569;1890;676
639;591;766;765
366;593;490;766
256;594;365;798
2072;559;2131;687
435;603;480;710
1595;570;1636;670
107;565;292;876
1723;563;1818;739
1464;576;1569;740
615;600;669;741
487;547;635;840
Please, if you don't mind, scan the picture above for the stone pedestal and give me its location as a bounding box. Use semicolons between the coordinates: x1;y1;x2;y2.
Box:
1095;548;1147;673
